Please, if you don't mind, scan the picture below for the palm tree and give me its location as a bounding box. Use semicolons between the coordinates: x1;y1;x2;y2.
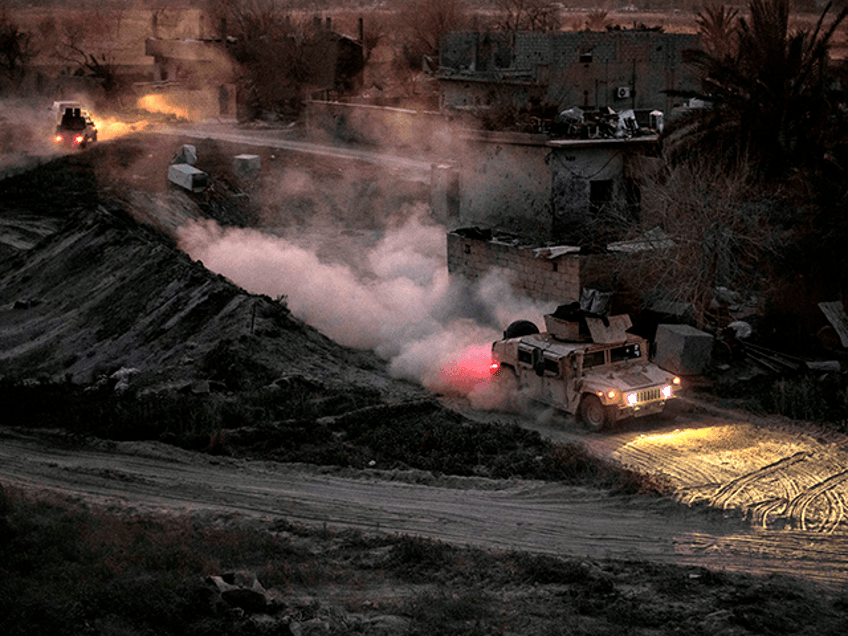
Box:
695;4;739;57
666;0;848;185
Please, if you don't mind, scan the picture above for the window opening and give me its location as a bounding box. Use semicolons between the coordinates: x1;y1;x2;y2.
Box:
583;350;605;368
610;343;641;362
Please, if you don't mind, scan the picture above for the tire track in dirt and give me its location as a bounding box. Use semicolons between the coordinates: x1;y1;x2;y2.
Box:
482;400;848;537
578;405;848;535
708;451;811;510
784;469;848;533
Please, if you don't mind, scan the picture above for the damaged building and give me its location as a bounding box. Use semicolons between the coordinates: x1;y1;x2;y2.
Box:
432;129;656;241
438;28;700;118
144;15;364;120
446;225;669;310
434;29;694;313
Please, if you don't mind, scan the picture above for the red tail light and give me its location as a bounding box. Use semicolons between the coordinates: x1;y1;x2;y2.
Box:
54;135;63;143
489;361;500;374
73;134;85;145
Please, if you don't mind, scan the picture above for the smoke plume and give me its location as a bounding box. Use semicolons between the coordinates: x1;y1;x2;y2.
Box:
177;206;555;403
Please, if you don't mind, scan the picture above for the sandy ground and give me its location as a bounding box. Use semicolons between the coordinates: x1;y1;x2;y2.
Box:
4;401;848;589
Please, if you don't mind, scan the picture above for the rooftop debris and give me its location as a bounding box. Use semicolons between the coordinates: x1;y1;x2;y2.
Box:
607;227;675;253
553;106;662;140
455;226;672;256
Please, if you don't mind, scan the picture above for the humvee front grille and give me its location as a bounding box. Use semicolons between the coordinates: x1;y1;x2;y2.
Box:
637;387;662;403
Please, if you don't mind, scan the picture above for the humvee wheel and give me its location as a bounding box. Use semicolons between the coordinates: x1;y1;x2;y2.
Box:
579;395;611;431
503;320;539;339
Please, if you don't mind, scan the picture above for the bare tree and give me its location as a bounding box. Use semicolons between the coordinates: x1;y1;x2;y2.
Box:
615;155;775;328
361;15;388;64
206;0;335;118
584;9;611;31
0;3;35;89
208;0;290;39
54;9;126;93
396;0;468;61
493;0;562;32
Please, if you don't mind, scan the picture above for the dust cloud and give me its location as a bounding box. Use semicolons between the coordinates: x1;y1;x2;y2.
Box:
177;206;555;401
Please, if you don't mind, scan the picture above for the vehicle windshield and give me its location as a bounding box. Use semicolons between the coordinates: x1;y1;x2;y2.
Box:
610;343;641;362
583;350;605;368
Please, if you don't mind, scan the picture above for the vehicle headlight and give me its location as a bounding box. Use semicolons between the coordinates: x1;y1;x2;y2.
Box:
662;385;673;399
626;392;638;406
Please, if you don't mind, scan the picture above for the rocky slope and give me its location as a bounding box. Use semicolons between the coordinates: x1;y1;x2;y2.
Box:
0;142;421;399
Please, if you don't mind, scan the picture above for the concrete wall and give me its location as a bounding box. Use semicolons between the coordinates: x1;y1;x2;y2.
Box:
455;132;552;236
448;133;654;239
550;140;631;231
304;101;453;152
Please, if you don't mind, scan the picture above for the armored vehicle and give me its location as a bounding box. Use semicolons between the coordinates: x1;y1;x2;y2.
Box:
491;306;680;429
53;106;97;148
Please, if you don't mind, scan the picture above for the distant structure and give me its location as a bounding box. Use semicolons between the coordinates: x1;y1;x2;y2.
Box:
144;14;364;119
438;29;700;117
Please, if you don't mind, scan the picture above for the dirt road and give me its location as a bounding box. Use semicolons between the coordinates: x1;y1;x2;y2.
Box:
4;409;848;589
156;123;434;183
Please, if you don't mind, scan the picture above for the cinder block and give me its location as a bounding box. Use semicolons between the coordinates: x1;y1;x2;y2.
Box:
233;154;261;179
168;163;209;193
654;324;713;376
172;144;197;165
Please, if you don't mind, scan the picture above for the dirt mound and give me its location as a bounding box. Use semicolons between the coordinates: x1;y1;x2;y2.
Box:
0;199;416;397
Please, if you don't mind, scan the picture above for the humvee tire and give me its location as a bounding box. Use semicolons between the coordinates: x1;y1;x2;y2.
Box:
503;320;540;339
579;395;612;431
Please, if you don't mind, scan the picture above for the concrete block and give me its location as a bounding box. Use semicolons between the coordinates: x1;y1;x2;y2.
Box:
654;323;712;376
168;163;209;193
233;154;261;179
172;144;197;165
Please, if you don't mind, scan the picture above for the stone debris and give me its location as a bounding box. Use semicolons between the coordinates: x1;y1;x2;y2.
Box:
205;570;279;614
168;163;209;193
172;144;197;165
233;154;261;179
198;570;410;635
110;367;140;394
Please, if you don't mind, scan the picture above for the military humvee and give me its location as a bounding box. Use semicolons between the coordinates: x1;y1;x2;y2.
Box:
490;307;680;429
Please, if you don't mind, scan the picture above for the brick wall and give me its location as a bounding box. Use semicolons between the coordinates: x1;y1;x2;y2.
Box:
447;232;583;303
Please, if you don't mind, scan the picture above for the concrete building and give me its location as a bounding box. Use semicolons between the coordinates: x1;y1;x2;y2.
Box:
438;29;699;116
431;130;657;242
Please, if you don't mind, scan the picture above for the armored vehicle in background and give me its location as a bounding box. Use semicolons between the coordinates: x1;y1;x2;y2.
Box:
53;106;97;149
